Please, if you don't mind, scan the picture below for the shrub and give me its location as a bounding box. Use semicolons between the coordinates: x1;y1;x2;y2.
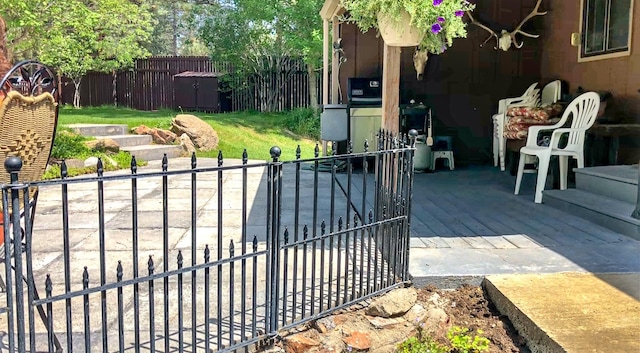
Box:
42;151;145;180
283;108;320;140
447;326;490;353
396;324;489;353
50;128;92;159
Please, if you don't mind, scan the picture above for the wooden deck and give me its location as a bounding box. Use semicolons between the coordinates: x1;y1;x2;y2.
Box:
338;164;640;280
409;166;630;247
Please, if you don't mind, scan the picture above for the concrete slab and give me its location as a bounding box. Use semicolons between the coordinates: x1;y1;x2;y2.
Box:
484;273;640;353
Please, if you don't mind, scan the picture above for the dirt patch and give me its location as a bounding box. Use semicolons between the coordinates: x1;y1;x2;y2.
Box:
266;284;530;353
419;284;529;353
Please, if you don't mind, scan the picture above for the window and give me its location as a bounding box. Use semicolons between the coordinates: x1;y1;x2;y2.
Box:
579;0;633;62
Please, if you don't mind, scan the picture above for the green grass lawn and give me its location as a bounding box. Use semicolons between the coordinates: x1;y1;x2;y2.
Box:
58;106;319;161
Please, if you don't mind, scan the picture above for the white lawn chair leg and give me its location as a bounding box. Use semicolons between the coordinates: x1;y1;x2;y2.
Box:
492;115;499;167
576;153;585;169
498;117;506;171
559;155;569;190
514;152;527;195
534;155;551;203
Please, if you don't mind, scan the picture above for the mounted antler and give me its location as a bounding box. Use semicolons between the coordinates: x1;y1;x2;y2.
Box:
467;0;547;51
510;0;547;48
466;11;499;49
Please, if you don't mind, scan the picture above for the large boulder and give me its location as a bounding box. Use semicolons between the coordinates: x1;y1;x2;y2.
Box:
170;114;218;151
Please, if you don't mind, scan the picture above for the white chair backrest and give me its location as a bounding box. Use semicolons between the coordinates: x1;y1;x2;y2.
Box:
541;80;561;105
523;82;539;97
559;91;600;151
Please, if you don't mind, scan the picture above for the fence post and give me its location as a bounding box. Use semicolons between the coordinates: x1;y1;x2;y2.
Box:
403;130;418;279
5;156;26;352
266;146;283;335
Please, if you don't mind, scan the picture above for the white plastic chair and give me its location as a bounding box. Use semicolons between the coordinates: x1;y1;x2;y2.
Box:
514;91;600;203
540;80;562;106
496;80;563;171
492;82;539;169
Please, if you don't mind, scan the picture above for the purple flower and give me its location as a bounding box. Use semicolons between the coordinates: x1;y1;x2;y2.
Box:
455;10;464;17
431;23;442;34
437;16;445;23
433;0;443;6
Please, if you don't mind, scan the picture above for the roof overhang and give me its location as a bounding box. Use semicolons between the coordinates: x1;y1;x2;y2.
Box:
320;0;345;20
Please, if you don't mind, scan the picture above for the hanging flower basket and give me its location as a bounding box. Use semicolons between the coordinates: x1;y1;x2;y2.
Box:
377;10;425;47
340;0;475;54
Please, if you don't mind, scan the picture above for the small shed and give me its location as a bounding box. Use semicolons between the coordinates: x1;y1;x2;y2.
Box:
173;71;223;112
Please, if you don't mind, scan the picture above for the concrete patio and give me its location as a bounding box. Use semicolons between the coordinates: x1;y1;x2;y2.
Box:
1;157;638;352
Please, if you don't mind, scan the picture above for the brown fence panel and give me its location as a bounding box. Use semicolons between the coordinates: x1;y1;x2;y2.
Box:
61;56;323;112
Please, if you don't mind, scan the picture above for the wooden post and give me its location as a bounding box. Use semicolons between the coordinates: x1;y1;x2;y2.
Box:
331;20;341;104
381;44;401;133
322;19;329;106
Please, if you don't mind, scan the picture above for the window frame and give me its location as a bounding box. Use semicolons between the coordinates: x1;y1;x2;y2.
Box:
578;0;634;62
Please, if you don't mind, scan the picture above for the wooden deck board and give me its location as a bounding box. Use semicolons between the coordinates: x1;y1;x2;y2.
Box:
338;165;631;252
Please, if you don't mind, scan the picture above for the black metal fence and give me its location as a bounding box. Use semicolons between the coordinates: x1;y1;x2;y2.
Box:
0;131;416;352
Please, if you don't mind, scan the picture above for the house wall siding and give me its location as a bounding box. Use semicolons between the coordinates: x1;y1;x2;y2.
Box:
540;0;640;163
337;0;545;164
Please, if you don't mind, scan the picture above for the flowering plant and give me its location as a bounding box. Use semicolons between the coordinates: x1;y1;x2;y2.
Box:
339;0;475;54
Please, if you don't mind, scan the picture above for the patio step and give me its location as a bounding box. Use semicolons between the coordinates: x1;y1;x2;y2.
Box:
66;123;128;136
121;144;183;161
544;188;640;240
64;123;184;161
92;134;152;147
574;165;639;204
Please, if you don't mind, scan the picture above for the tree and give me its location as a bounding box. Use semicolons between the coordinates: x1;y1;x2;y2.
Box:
1;0;153;107
194;0;324;111
146;0;210;56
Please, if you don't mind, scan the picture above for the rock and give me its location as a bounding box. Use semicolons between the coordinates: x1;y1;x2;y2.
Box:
104;156;118;167
84;138;120;153
131;125;151;135
149;128;177;144
424;307;449;333
283;334;320;353
366;316;405;329
132;125;177;144
179;133;197;157
63;159;85;169
343;331;371;351
365;288;417;318
84;156;99;168
403;304;428;324
333;314;349;326
171;114;218;151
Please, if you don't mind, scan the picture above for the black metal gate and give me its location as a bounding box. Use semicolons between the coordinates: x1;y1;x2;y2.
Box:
0;131;416;352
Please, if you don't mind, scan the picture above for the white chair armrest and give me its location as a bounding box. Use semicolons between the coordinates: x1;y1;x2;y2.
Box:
549;127;583;148
525;123;563;146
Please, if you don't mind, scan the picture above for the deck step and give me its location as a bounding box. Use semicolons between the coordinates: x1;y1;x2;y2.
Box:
93;134;152;147
121;144;183;161
574;165;639;203
544;188;640;240
67;124;128;137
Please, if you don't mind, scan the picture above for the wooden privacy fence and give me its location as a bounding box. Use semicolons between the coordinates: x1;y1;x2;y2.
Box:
60;56;323;112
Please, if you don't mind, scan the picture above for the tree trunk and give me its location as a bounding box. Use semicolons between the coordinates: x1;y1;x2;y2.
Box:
307;64;319;111
73;79;82;109
112;70;117;106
